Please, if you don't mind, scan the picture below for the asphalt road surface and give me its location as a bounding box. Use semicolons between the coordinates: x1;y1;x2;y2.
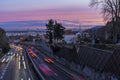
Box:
0;45;81;80
0;48;34;80
27;47;75;80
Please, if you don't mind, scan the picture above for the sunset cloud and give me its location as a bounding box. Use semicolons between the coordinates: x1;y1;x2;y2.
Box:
0;9;104;25
0;0;104;30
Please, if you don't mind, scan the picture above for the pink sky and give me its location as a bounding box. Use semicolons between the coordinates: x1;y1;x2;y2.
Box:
0;9;104;26
0;0;105;31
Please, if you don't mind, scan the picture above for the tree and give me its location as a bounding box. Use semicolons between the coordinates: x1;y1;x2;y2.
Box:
46;19;54;44
0;28;10;53
46;19;65;44
54;21;65;43
90;0;120;43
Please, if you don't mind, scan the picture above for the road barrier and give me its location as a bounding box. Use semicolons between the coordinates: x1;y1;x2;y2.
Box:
25;49;45;80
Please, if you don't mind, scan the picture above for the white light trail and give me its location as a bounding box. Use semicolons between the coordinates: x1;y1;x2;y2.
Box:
19;61;21;70
28;78;31;80
22;56;24;61
1;58;5;63
21;78;23;80
19;56;21;61
23;61;26;69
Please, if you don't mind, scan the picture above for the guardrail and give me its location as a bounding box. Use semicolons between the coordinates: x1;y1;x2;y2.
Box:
25;49;45;80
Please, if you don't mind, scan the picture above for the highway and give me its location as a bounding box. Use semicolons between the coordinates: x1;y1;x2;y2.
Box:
0;44;80;80
26;47;76;80
0;47;35;80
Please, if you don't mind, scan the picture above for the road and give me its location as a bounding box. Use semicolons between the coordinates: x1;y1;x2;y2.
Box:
0;48;34;80
27;47;76;80
0;44;81;80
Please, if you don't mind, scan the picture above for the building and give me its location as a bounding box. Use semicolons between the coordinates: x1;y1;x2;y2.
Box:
64;30;76;44
83;26;113;43
6;30;46;37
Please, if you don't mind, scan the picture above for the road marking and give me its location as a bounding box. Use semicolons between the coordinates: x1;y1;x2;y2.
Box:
19;61;21;69
10;55;13;59
21;78;23;80
19;56;21;61
6;58;9;62
77;48;79;53
28;78;31;80
23;61;26;69
0;70;5;79
20;50;23;55
0;75;3;79
10;52;13;55
13;53;15;57
0;60;11;79
22;56;24;61
16;53;18;57
1;58;5;63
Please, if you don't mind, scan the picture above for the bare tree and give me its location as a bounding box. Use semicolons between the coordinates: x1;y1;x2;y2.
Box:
90;0;120;43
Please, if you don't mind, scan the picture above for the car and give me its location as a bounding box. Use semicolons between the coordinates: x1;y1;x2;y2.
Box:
7;52;13;55
1;57;9;63
29;51;37;58
5;57;9;62
31;53;37;58
44;57;54;63
28;49;32;52
39;64;55;76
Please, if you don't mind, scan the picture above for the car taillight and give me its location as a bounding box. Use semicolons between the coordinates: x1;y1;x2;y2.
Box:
40;66;49;75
